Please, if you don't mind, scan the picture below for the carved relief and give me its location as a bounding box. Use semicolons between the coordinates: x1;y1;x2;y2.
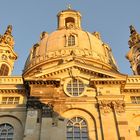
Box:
98;100;125;114
93;32;102;40
129;25;140;47
0;25;14;47
66;22;77;29
98;100;112;114
112;100;125;113
40;31;48;40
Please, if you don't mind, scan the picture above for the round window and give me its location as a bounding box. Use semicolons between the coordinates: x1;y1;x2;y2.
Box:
65;78;85;96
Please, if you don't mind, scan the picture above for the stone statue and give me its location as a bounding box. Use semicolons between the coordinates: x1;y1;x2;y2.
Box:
4;25;12;35
129;25;136;34
40;31;48;40
93;32;101;40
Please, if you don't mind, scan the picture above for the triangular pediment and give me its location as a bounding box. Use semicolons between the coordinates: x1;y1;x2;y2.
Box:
24;60;126;80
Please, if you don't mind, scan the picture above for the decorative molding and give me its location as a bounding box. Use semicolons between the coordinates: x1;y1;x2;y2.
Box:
98;100;125;114
123;89;140;93
91;79;126;85
98;100;112;114
128;25;140;47
0;77;23;84
0;25;14;47
0;89;25;94
112;100;125;113
25;79;60;87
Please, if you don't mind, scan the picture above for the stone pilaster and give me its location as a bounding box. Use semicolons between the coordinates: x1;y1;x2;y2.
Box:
23;109;40;140
112;101;131;140
98;100;119;140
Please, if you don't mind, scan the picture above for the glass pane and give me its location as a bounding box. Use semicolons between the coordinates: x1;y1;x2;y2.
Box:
74;138;80;140
82;127;87;132
67;132;73;137
0;124;13;140
74;132;80;137
67;117;88;140
74;127;80;132
2;97;7;101
82;138;88;140
67;138;73;140
7;138;13;140
8;97;13;101
82;132;88;137
73;93;78;96
66;79;84;96
67;126;73;132
81;121;86;125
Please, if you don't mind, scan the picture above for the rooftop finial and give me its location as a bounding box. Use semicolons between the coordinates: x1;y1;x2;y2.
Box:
129;25;137;34
67;4;72;10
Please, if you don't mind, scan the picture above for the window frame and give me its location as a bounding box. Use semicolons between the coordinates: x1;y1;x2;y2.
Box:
64;78;85;97
1;97;20;105
66;116;89;140
0;64;9;76
0;123;14;140
68;35;75;46
131;96;140;104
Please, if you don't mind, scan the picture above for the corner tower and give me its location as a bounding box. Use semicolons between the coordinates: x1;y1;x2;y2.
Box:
0;25;17;76
126;25;140;75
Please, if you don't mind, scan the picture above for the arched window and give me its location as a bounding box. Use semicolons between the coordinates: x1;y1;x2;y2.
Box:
67;116;88;140
65;17;75;25
32;46;37;58
68;35;75;46
0;64;9;76
32;43;39;58
0;123;14;140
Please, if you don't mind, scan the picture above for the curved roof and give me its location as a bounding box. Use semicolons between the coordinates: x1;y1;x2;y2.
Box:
23;9;119;77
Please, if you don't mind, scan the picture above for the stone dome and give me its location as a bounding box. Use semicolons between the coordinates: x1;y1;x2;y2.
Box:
23;9;119;77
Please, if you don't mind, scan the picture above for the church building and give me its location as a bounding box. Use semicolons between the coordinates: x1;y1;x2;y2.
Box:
0;7;140;140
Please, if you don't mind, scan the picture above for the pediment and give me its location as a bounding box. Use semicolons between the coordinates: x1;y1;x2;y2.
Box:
24;60;126;80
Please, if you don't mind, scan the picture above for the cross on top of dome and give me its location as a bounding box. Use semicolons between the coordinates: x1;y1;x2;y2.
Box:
67;4;72;10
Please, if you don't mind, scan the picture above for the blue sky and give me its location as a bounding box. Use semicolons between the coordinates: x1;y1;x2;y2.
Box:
0;0;140;75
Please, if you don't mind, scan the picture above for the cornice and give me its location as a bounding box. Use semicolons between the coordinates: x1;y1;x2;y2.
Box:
23;50;121;78
0;89;25;94
24;79;60;87
24;59;126;79
0;76;23;84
